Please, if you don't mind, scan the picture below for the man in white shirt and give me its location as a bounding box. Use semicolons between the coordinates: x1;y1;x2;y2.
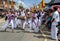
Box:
51;7;59;40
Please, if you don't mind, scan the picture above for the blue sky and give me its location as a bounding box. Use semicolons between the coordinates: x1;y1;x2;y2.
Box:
14;0;51;8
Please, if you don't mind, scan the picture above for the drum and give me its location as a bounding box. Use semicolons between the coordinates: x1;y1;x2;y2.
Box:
17;16;25;20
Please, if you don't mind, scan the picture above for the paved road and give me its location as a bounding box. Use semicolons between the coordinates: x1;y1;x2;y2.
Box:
0;18;58;41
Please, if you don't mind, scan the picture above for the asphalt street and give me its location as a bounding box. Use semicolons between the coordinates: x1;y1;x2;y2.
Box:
0;18;58;41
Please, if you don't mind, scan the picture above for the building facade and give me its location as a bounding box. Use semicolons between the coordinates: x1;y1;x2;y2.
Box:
0;0;15;9
0;0;3;9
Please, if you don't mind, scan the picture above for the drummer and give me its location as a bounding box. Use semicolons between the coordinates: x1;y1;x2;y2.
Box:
2;11;15;32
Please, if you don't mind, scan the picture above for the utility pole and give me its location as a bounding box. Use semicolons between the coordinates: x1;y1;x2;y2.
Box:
11;0;14;9
7;0;9;12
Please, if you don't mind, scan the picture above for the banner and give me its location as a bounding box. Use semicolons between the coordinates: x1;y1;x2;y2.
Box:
38;0;45;10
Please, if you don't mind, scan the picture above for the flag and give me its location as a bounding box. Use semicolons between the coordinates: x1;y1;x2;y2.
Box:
41;0;45;8
39;3;42;10
38;0;45;10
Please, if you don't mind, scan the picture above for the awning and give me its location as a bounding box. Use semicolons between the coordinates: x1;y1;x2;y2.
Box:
0;7;4;9
50;3;60;6
49;0;60;6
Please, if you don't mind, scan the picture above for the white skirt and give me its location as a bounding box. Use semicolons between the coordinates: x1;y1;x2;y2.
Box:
2;20;15;29
33;18;39;32
51;22;58;39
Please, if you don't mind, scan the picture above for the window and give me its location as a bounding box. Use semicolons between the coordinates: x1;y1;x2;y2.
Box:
0;9;4;12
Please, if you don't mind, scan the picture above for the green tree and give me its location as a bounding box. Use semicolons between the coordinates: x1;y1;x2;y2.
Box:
19;3;23;9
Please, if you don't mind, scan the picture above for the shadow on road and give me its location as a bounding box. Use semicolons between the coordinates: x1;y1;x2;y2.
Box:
33;35;45;39
33;34;54;40
14;27;24;30
0;30;9;32
23;31;35;33
22;30;41;34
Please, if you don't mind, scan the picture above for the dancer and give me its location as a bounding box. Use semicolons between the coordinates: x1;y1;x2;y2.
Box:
32;11;39;33
2;11;15;32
